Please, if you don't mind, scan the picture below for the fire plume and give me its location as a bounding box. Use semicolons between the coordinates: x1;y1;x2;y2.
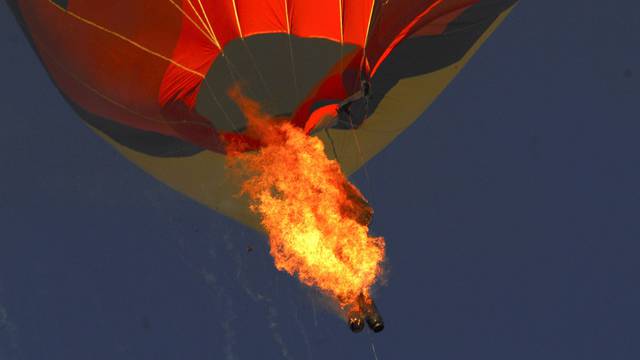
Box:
226;88;385;306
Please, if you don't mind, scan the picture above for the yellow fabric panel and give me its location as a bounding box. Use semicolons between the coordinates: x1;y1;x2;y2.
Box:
88;126;262;231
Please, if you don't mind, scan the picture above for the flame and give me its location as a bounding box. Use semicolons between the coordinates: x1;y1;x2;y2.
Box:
225;88;385;306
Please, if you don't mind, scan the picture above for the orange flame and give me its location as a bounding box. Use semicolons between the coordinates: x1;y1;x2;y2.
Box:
226;88;385;306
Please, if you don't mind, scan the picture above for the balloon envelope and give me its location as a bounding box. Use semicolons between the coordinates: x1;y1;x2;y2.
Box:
8;0;518;229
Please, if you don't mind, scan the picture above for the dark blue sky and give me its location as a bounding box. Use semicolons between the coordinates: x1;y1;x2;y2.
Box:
1;1;639;359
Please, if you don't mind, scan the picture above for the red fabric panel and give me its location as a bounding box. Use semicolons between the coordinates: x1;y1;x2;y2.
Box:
158;0;221;108
199;0;241;45
288;0;341;41
368;0;478;75
366;0;432;57
303;104;339;134
235;0;288;36
343;0;374;46
291;50;364;129
410;4;470;37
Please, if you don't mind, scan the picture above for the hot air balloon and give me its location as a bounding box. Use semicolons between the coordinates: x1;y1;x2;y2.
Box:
7;0;518;230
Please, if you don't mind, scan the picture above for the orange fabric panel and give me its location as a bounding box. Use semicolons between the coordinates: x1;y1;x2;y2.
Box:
343;0;374;46
288;0;341;41
35;40;175;136
235;0;288;36
19;0;221;151
67;0;183;57
21;0;181;130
